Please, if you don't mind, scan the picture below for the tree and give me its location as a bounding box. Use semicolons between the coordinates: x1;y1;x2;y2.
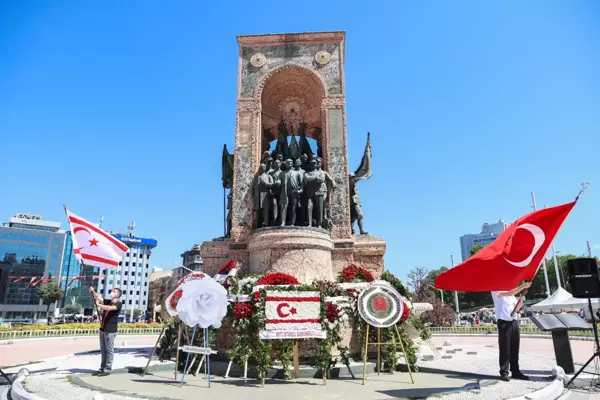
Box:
470;244;484;257
423;298;455;327
37;283;64;324
426;266;453;306
63;303;83;314
133;309;144;319
407;267;434;302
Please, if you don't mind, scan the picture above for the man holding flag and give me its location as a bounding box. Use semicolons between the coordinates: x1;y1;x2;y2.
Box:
64;207;129;376
436;198;579;381
492;281;531;381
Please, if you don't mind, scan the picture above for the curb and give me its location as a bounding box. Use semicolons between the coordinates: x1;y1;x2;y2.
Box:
506;378;564;400
431;333;594;341
10;370;46;400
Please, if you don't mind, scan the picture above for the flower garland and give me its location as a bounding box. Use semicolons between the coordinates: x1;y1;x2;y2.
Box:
257;272;299;286
228;301;255;367
218;260;239;275
177;272;206;286
337;264;374;283
169;289;183;310
237;274;261;294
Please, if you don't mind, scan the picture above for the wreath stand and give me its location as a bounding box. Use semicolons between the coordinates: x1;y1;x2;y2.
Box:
361;325;415;385
140;323;168;377
224;357;249;381
178;326;215;388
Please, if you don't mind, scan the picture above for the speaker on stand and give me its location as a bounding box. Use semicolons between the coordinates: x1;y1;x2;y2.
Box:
567;257;600;387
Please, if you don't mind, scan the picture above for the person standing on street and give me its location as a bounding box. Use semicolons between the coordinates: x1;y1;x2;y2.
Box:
491;281;531;382
89;286;122;376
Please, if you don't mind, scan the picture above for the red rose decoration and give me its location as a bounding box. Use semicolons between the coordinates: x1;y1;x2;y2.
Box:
218;260;239;275
325;302;342;323
169;289;183;310
337;265;374;283
253;291;261;301
177;272;205;286
232;302;253;320
256;273;299;286
399;301;411;325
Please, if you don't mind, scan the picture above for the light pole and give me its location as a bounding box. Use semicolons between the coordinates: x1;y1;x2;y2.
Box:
532;193;551;296
451;255;460;323
587;241;593;258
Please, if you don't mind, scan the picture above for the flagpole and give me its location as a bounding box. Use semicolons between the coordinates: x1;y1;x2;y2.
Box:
531;193;551;297
588;241;593;258
545;204;563;289
451;255;460;323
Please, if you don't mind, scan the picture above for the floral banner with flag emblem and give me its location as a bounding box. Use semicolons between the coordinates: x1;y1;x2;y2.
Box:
259;291;325;339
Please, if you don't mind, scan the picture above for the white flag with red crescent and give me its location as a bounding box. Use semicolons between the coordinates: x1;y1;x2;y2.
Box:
264;291;322;331
66;209;129;269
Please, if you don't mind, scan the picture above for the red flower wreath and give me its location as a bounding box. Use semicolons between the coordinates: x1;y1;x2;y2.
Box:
178;272;205;286
325;302;342;323
218;260;240;275
399;301;411;325
256;272;299;286
232;302;253;320
169;289;183;310
338;265;374;283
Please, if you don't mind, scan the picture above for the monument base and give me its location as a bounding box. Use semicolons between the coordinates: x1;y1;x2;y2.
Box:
200;229;387;283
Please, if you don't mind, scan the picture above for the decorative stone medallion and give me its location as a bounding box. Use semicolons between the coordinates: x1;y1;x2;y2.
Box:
357;283;404;328
250;52;267;68
314;50;331;65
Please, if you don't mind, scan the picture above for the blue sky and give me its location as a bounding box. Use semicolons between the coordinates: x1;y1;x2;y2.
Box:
1;1;598;282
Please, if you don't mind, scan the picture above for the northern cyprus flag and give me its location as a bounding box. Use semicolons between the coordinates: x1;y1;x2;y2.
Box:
65;208;129;269
264;291;322;331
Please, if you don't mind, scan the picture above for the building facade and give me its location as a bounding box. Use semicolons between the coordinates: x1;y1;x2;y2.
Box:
0;213;66;321
459;219;510;261
181;244;204;274
96;234;157;318
59;231;98;314
148;269;176;318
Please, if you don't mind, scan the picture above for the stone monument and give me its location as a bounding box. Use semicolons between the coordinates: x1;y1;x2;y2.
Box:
201;31;386;283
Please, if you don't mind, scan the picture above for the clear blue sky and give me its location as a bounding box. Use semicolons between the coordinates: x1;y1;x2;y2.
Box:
1;1;599;282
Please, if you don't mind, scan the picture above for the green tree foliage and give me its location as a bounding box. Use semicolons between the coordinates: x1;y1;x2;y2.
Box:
470;244;484;256
461;245;492;309
37;283;64;324
63;303;83;314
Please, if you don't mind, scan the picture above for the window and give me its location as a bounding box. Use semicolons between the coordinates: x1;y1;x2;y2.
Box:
147;254;150;259
125;262;129;267
126;252;129;256
143;300;146;306
130;281;134;285
129;290;133;295
144;282;147;287
138;272;141;277
146;264;149;268
136;282;140;286
125;271;128;276
136;291;140;295
119;261;122;266
145;273;148;277
135;300;139;305
110;270;114;275
117;280;120;285
138;263;142;268
143;291;146;296
129;300;132;305
109;280;113;284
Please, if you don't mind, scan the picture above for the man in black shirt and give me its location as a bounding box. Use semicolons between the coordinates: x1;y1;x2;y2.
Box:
89;287;122;376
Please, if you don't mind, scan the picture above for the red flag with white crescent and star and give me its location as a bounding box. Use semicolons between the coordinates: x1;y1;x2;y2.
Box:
65;209;129;269
435;201;577;292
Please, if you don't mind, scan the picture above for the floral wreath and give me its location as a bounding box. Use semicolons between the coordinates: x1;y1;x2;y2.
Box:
256;272;299;286
178;272;206;286
217;260;240;275
337;264;374;283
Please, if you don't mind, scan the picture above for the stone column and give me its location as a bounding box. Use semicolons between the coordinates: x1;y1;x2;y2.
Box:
322;97;351;240
230;99;261;243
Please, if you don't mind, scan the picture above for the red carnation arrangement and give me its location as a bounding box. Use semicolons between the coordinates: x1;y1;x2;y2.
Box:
178;272;205;286
325;302;342;323
399;301;411;325
232;302;253;320
256;272;299;286
218;260;239;275
169;289;183;310
337;265;374;283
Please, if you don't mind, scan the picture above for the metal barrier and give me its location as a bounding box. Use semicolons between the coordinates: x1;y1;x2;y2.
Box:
428;326;593;336
0;327;163;340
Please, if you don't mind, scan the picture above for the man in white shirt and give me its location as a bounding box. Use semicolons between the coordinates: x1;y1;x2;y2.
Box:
491;281;531;381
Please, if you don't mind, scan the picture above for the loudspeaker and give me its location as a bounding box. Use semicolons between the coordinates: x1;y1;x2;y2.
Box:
568;258;600;298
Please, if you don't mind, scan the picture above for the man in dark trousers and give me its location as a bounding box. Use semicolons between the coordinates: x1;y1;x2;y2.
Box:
89;286;122;376
491;281;531;381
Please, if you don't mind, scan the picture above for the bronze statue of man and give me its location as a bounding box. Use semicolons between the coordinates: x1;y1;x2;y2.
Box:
303;158;325;228
277;160;292;226
349;174;367;235
314;157;336;228
252;163;273;228
226;191;233;236
269;159;283;225
285;158;304;226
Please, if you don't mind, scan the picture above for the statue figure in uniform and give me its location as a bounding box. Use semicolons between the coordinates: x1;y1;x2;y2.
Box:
269;159;283;225
349;133;373;235
303;158;324;228
314;157;336;228
252;163;274;228
285;158;304;226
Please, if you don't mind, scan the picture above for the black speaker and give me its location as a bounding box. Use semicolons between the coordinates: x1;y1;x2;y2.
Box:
568;258;600;298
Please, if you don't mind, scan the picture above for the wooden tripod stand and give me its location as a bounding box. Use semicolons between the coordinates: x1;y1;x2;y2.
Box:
361;324;415;385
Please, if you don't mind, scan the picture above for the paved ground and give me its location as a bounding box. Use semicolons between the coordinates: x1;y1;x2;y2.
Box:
2;335;600;399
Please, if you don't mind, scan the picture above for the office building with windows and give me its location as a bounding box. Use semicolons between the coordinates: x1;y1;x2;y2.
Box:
96;234;157;317
0;213;66;321
459;219;510;261
60;231;98;314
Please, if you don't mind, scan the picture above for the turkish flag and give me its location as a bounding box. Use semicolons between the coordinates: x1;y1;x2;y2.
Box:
66;209;129;269
435;201;576;292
